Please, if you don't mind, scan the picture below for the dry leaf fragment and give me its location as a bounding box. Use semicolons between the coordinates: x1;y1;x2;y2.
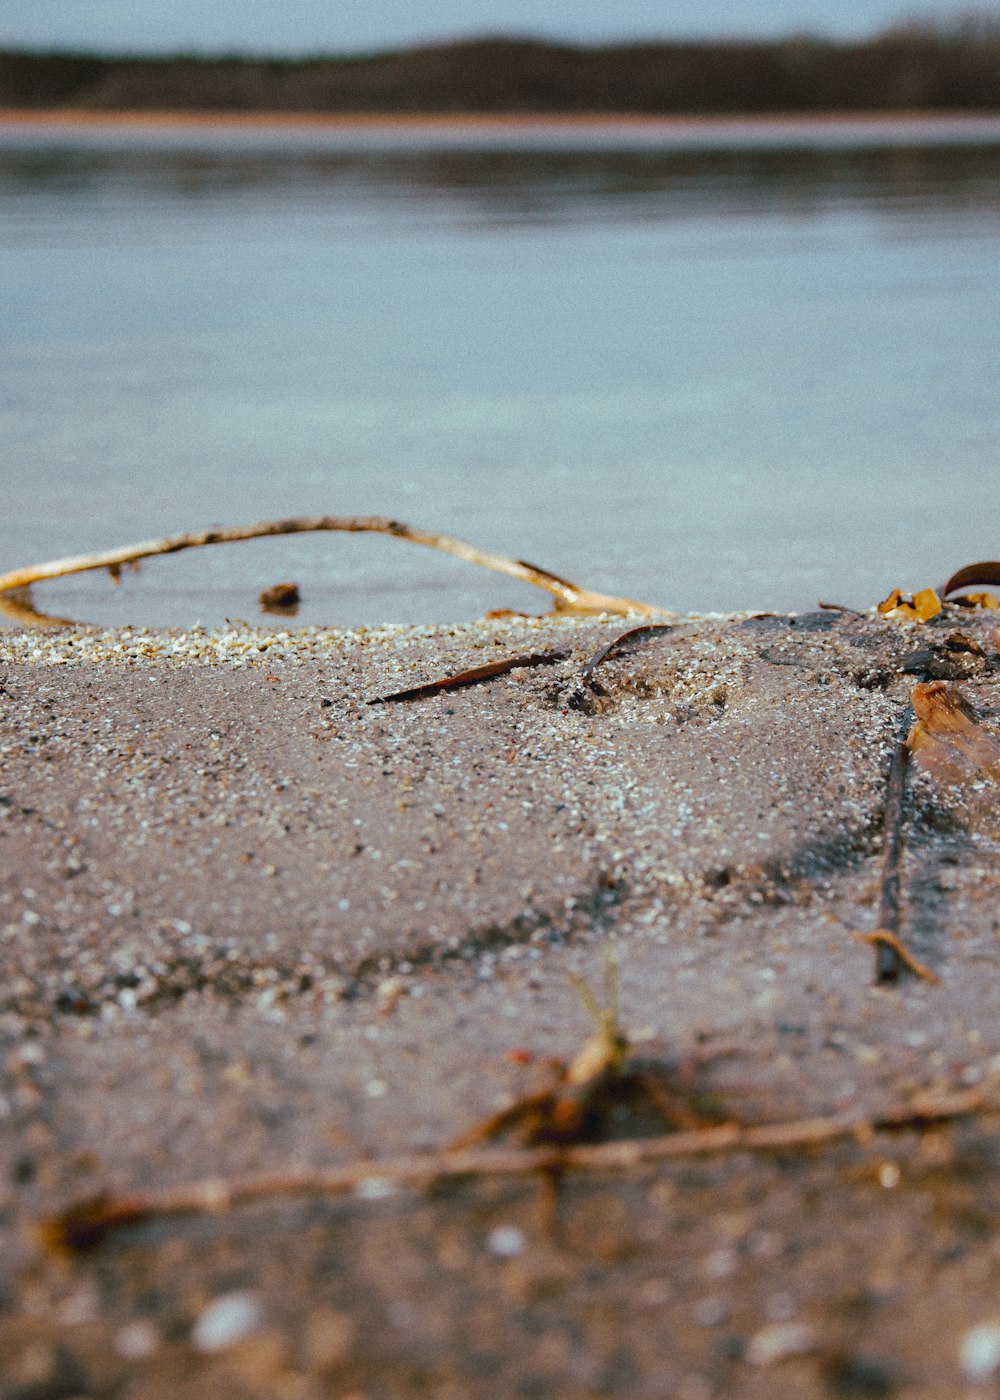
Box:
906;681;1000;785
941;561;1000;600
578;622;677;685
876;587;943;623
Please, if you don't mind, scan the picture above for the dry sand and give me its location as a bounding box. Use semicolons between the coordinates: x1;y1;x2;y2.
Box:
2;606;1000;1398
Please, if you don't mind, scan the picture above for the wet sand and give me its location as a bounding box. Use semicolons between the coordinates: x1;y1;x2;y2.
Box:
2;608;1000;1397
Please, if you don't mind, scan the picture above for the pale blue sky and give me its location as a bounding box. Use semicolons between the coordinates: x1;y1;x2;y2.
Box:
0;0;988;56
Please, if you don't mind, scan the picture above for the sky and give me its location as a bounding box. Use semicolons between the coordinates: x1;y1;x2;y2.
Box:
0;0;989;56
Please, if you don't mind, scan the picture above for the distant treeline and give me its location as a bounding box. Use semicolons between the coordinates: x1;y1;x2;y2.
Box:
2;24;1000;114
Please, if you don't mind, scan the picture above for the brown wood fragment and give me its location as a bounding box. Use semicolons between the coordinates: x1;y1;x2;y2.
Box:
259;581;300;612
907;680;1000;785
368;649;570;704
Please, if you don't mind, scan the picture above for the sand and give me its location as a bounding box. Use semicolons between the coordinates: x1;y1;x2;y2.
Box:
3;108;997;141
2;606;1000;1398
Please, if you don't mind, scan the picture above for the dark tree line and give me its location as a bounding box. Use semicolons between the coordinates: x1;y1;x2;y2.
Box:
2;26;999;114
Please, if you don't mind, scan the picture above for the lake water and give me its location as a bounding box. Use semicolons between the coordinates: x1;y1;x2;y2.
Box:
2;114;999;628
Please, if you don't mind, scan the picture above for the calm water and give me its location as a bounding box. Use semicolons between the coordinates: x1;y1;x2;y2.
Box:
2;116;999;628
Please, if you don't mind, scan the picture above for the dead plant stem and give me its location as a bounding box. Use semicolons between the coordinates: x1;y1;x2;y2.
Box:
874;703;915;983
0;516;663;619
42;1087;987;1253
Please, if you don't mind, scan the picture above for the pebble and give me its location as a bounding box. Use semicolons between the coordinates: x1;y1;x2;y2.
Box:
303;1308;355;1369
693;1297;729;1327
115;1320;160;1360
959;1322;1000;1383
878;1162;901;1188
56;1287;99;1326
746;1321;819;1365
192;1291;267;1353
487;1225;527;1258
764;1291;797;1323
355;1176;396;1200
702;1247;738;1280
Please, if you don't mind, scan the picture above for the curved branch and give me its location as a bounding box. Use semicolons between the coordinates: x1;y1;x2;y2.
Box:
0;588;76;629
0;516;664;620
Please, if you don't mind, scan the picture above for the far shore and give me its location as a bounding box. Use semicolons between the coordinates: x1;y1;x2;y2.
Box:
2;105;1000;133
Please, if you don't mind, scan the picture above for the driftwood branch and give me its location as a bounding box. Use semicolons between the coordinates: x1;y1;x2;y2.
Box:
0;588;76;630
0;516;664;619
41;1087;988;1253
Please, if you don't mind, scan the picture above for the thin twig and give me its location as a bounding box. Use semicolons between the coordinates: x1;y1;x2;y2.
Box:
368;649;570;705
873;703;915;983
40;1088;988;1254
0;589;75;629
0;516;664;619
858;931;940;985
816;601;864;615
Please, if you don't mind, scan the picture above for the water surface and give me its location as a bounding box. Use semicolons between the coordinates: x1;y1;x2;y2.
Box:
3;116;999;627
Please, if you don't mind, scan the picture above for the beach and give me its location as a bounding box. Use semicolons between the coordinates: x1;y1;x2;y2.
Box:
3;605;1000;1396
4;106;999;140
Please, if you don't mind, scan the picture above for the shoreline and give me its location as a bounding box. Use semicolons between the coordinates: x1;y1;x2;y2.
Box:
2;105;999;133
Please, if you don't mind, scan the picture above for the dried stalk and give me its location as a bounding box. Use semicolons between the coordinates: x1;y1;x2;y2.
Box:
872;703;915;983
366;623;680;706
0;516;664;619
41;1087;987;1253
368;649;570;705
858;931;939;985
0;588;75;629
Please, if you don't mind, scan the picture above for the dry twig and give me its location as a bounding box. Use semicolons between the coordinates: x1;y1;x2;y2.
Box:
41;1088;988;1254
872;702;915;984
868;679;1000;983
449;946;711;1155
858;931;940;985
368;649;570;705
0;516;664;620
